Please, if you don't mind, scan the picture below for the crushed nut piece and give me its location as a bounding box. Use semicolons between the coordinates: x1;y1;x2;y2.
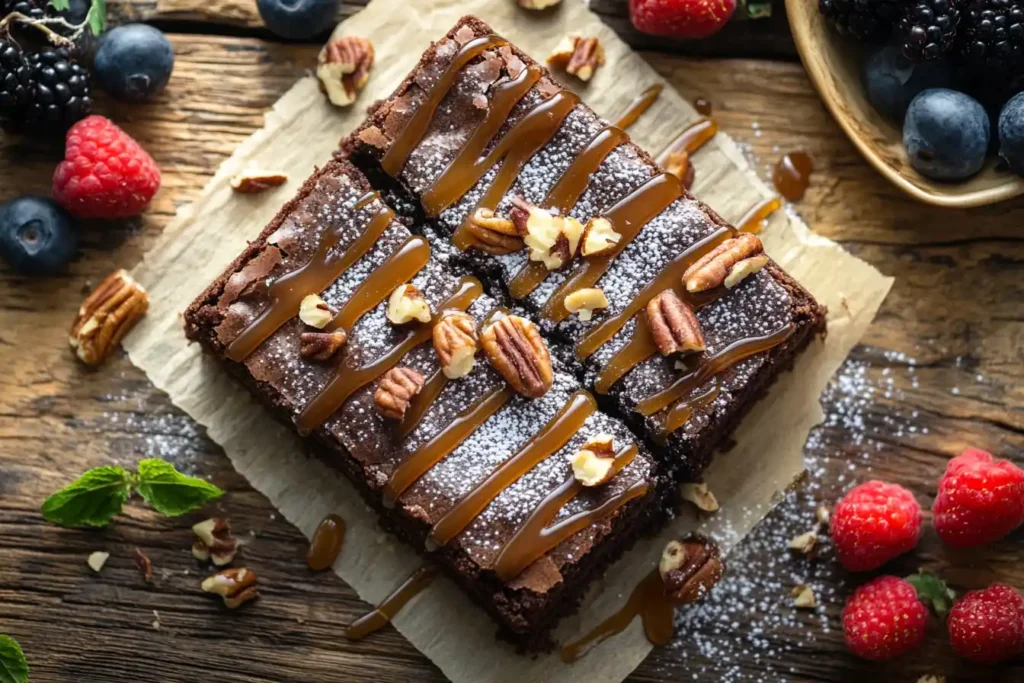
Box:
432;311;478;379
317;36;374;107
87;551;110;573
646;290;705;357
724;254;769;288
792;584;817;609
133;548;153;582
480;314;552;398
512;201;583;271
683;234;765;293
69;269;149;366
192;518;239;566
568;434;617;486
547;35;605;82
386;284;431;325
664;151;695;189
201;567;259;609
816;505;831;527
564;287;609;322
230;169;288;194
917;676;946;683
659;535;725;605
465;208;523;254
580;217;621;257
300;329;347;361
298;294;333;329
374;366;425;420
518;0;561;8
680;482;719;513
789;531;818;555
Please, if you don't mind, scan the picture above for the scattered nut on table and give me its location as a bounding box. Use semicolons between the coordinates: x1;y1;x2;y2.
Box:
201;567;259;609
69;269;148;366
192;518;239;566
547;35;605;82
680;482;719;513
317;36;374;107
230;169;288;194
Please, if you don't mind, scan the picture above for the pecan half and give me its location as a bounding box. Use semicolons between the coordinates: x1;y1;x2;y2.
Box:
465;208;523;255
547;35;605;82
201;567;259;609
664;150;695;190
300;329;347;361
317;36;374;107
480;315;552;398
683;234;765;293
192;518;239;566
432;311;478;379
658;535;725;605
646;290;705;357
69;269;149;366
374;366;424;420
230;169;288;194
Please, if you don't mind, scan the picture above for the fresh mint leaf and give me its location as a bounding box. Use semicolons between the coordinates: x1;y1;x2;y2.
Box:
0;635;29;683
86;0;106;37
47;0;70;12
135;459;224;516
41;466;132;527
907;570;956;619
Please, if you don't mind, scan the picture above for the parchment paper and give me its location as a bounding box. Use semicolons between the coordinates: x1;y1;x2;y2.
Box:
123;0;893;680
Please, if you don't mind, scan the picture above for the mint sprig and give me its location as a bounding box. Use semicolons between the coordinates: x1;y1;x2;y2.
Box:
42;459;224;528
907;569;956;619
0;635;28;683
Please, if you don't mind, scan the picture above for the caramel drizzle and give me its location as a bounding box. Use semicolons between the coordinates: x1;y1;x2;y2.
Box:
345;565;438;641
736;196;782;234
614;84;664;130
560;569;673;662
658;378;720;443
427;390;597;550
226;194;392;362
636;323;796;417
381;34;508;177
654;118;719;167
296;277;483;432
493;445;646;582
508;126;629;300
383;386;514;507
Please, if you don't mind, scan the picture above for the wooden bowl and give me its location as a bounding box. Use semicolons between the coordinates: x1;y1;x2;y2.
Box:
786;0;1024;208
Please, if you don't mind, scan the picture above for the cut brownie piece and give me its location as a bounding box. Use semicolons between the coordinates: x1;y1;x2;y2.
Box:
344;15;826;482
183;158;661;650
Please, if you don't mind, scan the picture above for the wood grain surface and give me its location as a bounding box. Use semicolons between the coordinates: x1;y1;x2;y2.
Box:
0;7;1022;682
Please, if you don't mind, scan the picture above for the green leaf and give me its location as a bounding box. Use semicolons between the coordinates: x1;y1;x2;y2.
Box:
907;570;956;619
135;459;224;516
86;0;106;37
41;466;132;527
46;0;70;12
0;635;29;683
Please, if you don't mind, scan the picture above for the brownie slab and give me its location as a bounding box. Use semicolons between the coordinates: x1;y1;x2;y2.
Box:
183;158;661;649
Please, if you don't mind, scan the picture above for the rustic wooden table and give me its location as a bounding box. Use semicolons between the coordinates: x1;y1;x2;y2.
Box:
1;1;1021;681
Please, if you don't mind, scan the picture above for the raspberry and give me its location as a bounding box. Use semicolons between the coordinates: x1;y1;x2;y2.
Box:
52;116;161;219
842;576;929;661
934;447;1024;547
948;583;1024;664
831;480;923;571
628;0;737;39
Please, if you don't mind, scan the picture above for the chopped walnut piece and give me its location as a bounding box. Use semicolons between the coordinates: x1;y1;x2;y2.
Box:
512;201;583;271
386;284;431;325
374;366;425;420
568;433;617;486
201;567;259;608
547;35;605;82
659;535;725;605
432;311;478;379
683;234;765;292
87;551;110;573
192;518;239;566
789;531;818;555
133;548;153;583
298;294;333;329
564;287;609;322
816;505;831;527
465;208;523;254
300;329;347;361
317;36;374;107
646;290;705;356
580;217;621;257
680;482;719;513
723;254;768;288
69;269;149;366
230;169;288;194
792;584;817;609
480;314;552;398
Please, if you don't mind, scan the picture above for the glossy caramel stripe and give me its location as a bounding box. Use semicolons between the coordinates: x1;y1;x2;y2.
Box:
427;391;597;550
658;378;720;442
344;565;438;641
508;126;629;300
381;34;507;177
226;197;392;362
654;118;719;167
636;323;796;417
296;277;483;432
330;235;430;332
493;445;645;582
383;386;513;507
542;173;684;322
736;196;783;234
594;316;656;395
614;84;663;131
560;569;673;662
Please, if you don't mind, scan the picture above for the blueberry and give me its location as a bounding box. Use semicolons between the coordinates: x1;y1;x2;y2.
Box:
862;44;952;122
998;92;1024;176
94;25;174;102
257;0;339;40
904;89;990;181
0;196;77;275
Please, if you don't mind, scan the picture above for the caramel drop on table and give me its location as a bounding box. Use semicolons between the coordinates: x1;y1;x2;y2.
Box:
772;151;813;201
693;97;712;116
345;566;438;641
307;513;345;571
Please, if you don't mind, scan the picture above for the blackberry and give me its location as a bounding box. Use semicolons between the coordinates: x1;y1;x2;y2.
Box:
0;40;32;125
0;0;48;20
899;0;963;61
23;48;91;134
820;0;906;42
956;0;1024;91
